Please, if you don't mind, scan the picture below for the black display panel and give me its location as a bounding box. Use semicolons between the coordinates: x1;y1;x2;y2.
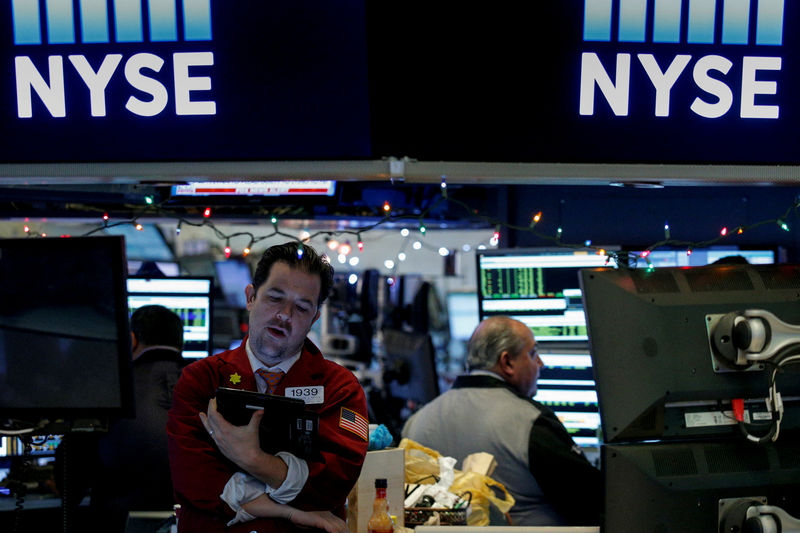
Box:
603;439;800;533
580;263;800;444
0;236;134;423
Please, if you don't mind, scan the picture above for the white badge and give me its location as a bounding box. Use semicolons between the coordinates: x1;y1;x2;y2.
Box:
284;386;324;405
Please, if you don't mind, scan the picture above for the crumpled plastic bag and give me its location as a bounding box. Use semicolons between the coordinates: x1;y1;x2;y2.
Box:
398;438;515;526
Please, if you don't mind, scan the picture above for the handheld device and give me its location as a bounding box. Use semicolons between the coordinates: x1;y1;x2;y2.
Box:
215;387;320;461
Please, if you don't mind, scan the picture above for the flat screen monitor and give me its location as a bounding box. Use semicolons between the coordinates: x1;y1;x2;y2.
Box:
603;440;800;533
533;347;601;448
214;259;252;309
624;247;776;269
0;236;134;424
382;329;440;407
476;248;616;343
104;224;174;262
580;264;800;444
127;277;213;359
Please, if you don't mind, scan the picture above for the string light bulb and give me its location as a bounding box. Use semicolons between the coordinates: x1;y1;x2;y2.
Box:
778;219;790;231
135;223;144;231
357;235;364;252
383;201;391;213
664;221;671;240
296;244;304;259
224;243;232;259
720;226;728;236
440;176;447;198
203;207;212;218
530;211;542;227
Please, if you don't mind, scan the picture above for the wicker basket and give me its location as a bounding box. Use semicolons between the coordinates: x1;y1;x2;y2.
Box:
404;506;468;527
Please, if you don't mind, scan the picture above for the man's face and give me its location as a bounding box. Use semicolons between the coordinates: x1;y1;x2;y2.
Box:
245;261;321;367
509;324;544;398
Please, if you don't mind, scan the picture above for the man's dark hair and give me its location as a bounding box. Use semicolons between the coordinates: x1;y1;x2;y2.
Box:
130;305;184;349
252;241;334;307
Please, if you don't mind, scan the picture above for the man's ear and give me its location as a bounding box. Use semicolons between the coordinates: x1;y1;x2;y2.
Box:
496;350;515;378
245;284;256;308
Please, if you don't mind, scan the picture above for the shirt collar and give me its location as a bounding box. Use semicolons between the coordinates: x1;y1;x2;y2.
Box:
469;369;507;382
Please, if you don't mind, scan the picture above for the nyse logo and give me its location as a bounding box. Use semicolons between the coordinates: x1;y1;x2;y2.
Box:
10;0;216;118
579;0;785;119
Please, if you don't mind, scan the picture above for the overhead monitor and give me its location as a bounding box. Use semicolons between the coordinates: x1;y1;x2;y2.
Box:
172;180;336;197
476;248;616;343
0;236;134;424
214;259;252;309
104;224;174;262
580;263;800;444
127;277;213;359
624;247;777;269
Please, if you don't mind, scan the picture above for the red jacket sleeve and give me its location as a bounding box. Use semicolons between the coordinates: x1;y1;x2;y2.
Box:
293;362;368;512
167;358;238;520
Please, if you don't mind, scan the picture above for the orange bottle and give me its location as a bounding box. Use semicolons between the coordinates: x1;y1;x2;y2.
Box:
367;478;394;533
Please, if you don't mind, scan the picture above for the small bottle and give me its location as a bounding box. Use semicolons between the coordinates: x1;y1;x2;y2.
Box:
367;478;394;533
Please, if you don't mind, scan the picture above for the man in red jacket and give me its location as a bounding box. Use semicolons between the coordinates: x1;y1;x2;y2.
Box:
167;242;369;532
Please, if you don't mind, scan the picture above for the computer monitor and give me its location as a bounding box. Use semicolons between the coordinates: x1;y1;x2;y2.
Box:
476;248;616;343
214;259;252;309
0;236;134;425
603;439;800;533
580;263;800;444
104;223;174;262
624;247;776;269
127;277;213;359
382;329;440;407
533;347;601;448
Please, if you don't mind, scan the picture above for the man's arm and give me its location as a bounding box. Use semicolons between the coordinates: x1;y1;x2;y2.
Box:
200;399;289;488
292;368;369;511
528;410;602;525
166;363;240;519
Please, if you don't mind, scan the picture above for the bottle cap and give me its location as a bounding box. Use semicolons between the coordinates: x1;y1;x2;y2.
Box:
375;478;387;489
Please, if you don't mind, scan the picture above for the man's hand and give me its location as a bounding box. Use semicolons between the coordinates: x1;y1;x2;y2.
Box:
199;398;288;487
243;495;349;533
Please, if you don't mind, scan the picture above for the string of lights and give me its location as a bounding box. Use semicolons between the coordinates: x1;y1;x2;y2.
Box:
16;182;800;269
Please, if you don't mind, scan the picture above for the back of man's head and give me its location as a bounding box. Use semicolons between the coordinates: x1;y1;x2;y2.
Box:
466;316;527;371
130;305;184;349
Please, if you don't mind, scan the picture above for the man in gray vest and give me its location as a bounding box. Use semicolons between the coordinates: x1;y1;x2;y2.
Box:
401;315;601;526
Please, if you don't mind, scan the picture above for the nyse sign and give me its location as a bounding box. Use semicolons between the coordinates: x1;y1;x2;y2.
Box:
15;52;215;118
579;0;785;120
579;52;781;119
10;0;215;118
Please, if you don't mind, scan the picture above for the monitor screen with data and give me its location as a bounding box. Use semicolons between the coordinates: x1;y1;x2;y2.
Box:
127;277;213;359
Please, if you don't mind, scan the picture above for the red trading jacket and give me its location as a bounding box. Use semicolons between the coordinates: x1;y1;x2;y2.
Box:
167;337;369;533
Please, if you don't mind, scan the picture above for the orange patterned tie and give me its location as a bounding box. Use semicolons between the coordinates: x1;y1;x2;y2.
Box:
256;368;285;394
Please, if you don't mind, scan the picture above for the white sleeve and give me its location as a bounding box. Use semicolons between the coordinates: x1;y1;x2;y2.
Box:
265;451;309;504
220;472;261;525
